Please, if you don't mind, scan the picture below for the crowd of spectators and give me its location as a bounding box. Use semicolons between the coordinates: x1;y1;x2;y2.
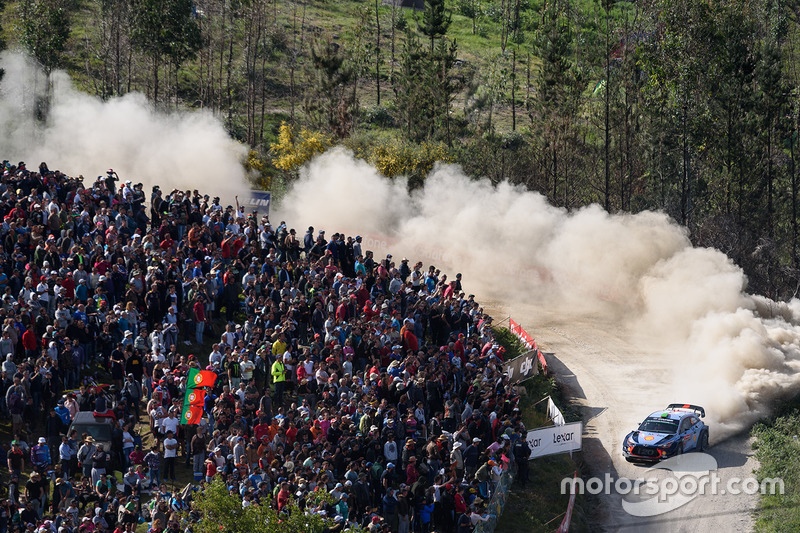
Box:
0;161;533;533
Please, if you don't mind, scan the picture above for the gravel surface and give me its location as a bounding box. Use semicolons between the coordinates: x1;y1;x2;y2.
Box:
487;301;758;533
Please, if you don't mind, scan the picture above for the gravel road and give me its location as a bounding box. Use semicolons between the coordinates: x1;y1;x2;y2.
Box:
487;301;758;533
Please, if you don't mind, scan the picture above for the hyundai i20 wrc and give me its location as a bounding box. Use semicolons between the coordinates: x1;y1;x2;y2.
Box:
622;404;709;462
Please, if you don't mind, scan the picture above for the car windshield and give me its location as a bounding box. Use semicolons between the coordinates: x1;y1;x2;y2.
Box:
638;418;679;434
70;423;112;442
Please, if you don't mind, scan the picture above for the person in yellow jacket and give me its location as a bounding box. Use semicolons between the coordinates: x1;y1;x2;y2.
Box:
271;356;287;406
271;332;288;358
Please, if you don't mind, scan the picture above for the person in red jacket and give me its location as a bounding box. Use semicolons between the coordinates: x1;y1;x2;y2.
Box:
253;419;270;442
406;456;419;485
22;327;37;358
193;297;206;345
61;272;76;300
401;322;418;353
276;481;290;512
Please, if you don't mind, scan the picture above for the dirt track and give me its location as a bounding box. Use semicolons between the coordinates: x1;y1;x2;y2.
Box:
488;301;758;533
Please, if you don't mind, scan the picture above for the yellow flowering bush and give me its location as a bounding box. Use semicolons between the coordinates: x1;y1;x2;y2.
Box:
370;140;452;188
270;122;333;174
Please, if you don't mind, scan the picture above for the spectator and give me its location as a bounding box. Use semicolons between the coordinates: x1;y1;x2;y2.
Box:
0;163;524;533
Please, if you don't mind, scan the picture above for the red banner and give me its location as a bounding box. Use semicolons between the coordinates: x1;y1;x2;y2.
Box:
538;349;548;375
509;318;535;349
556;471;577;532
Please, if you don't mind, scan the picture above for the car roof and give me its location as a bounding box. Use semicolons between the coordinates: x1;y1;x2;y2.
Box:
646;409;694;421
71;411;113;424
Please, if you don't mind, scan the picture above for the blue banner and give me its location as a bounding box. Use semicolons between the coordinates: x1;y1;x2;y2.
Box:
243;190;271;216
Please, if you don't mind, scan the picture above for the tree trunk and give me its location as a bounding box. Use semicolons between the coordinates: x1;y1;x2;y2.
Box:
218;0;227;113
153;55;159;104
792;108;798;268
681;96;689;226
603;6;611;212
472;0;476;34
391;0;396;86
226;19;235;130
767;110;774;239
511;48;516;131
376;0;381;106
114;1;121;95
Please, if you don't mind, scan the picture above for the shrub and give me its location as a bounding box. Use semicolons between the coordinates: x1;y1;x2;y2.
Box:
362;105;395;127
269;122;333;175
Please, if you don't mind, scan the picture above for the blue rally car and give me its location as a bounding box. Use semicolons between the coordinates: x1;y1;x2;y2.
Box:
623;404;709;462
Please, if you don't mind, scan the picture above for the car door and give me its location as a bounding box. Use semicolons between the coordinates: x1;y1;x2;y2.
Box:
678;417;693;451
688;416;702;450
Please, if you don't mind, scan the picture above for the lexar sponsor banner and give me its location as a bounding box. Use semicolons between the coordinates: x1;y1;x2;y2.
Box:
527;422;583;459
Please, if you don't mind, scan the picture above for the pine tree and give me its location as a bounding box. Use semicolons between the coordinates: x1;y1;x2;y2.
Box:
305;37;356;138
419;0;451;52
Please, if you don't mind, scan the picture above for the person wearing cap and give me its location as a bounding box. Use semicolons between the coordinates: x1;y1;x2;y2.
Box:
58;434;77;478
451;441;465;482
8;438;25;479
77;435;97;480
163;430;179;482
90;442;110;487
513;433;532;487
463;438;480;481
123;372;142;419
53;475;76;512
25;471;48;518
381;487;398;530
6;374;27;435
395;484;412;533
30;436;52;475
334;492;350;522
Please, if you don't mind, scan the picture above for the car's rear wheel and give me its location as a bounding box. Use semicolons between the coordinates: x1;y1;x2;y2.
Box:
698;431;708;452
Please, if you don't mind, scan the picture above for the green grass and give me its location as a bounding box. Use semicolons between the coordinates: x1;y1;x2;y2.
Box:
494;374;588;533
487;326;588;533
751;394;800;532
496;452;588;533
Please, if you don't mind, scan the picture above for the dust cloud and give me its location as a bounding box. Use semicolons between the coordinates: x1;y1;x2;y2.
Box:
1;45;795;439
0;51;249;198
278;147;800;439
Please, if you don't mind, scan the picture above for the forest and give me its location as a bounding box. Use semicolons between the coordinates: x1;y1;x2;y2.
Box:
2;0;800;298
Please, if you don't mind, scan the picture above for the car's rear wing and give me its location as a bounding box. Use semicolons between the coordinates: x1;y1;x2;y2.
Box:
667;404;705;417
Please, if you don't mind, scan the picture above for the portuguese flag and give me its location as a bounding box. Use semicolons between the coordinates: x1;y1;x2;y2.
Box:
181;389;206;425
180;404;203;425
187;368;217;390
185;389;206;407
